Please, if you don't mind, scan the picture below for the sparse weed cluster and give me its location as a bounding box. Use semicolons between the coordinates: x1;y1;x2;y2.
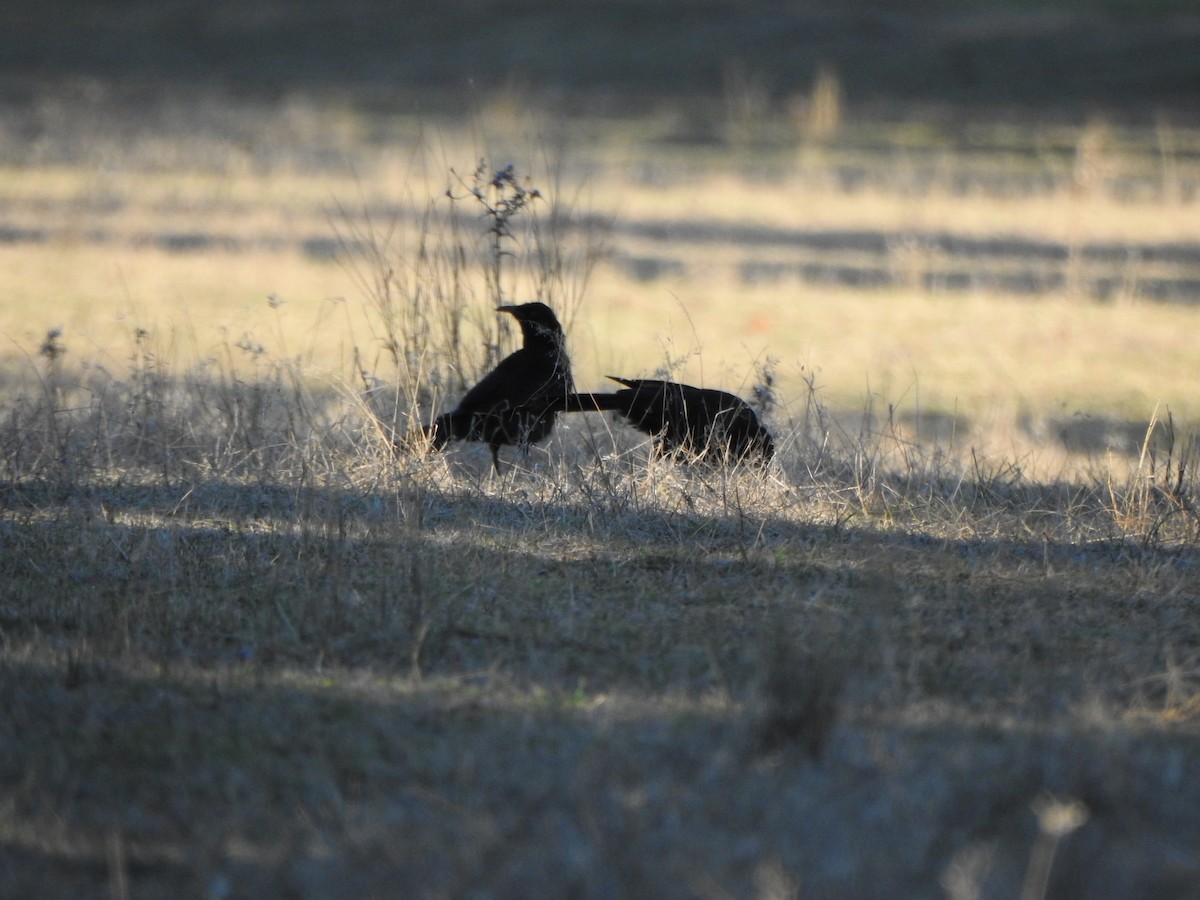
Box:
331;159;596;456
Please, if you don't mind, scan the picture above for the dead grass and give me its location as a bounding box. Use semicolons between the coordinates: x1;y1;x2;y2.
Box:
2;93;1200;897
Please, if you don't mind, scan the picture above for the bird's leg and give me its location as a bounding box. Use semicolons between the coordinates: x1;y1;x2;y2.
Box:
490;444;503;474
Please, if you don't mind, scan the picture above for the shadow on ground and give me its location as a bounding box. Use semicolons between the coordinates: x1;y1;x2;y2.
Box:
3;462;1200;896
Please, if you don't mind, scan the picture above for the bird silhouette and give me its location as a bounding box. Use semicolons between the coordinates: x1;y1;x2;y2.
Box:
560;376;774;463
424;302;573;472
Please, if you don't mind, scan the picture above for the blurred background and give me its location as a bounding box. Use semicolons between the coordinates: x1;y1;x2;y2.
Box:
4;0;1198;115
2;0;1199;469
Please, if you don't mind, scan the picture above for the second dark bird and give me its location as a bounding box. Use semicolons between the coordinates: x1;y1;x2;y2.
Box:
424;302;574;472
561;376;775;463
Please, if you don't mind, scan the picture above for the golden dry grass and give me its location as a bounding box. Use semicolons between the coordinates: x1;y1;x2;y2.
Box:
5;149;1200;410
4;112;1199;423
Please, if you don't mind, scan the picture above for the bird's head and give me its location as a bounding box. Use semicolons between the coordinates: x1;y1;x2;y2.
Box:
497;302;564;343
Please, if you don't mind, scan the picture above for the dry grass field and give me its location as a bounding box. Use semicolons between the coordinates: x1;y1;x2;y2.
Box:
5;97;1200;465
3;27;1200;900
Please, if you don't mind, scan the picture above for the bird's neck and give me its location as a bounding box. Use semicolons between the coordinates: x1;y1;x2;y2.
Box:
525;333;566;357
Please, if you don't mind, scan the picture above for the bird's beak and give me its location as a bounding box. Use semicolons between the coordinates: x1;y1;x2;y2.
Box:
496;305;517;314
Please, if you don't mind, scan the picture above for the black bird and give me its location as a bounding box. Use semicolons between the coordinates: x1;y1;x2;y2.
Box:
560;376;774;463
424;302;573;472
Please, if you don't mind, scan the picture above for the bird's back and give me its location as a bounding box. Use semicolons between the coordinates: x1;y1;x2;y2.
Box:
438;332;573;450
607;377;773;461
457;344;572;414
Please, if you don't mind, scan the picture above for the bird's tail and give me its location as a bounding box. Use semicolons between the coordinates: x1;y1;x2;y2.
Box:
548;393;627;414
